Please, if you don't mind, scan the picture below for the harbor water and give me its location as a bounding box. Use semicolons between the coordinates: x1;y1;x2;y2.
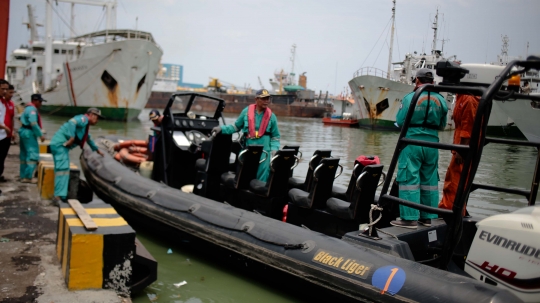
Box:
39;110;538;303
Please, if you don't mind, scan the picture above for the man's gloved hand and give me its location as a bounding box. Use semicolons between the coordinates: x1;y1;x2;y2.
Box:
211;126;222;135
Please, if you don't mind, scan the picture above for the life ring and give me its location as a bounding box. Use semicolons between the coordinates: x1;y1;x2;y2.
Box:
113;140;147;151
114;148;146;165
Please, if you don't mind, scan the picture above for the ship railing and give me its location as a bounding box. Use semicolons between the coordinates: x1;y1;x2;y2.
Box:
67;29;158;46
353;67;389;78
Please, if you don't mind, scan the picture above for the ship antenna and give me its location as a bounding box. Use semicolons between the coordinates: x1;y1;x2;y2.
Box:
386;0;396;80
501;35;509;65
290;44;297;85
431;7;439;54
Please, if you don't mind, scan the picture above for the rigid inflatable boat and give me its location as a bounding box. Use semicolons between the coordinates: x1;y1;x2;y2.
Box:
81;59;540;302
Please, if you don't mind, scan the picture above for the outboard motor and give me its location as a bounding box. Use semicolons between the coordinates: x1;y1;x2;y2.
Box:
464;206;540;303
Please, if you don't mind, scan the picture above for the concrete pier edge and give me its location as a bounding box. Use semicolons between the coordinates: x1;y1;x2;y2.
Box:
0;144;131;303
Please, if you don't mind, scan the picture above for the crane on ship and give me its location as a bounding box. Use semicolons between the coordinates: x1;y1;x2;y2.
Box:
207;77;251;94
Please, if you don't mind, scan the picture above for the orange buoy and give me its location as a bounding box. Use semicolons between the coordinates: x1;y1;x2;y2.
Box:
130;152;148;159
128;146;148;154
115;148;146;165
113;140;148;151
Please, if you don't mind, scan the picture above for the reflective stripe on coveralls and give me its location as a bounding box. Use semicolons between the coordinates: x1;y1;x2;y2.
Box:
395;90;448;221
221;106;280;182
50;144;70;199
19;105;43;179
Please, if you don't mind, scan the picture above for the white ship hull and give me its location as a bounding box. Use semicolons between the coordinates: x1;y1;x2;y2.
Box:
23;39;162;120
349;75;524;136
496;96;540;142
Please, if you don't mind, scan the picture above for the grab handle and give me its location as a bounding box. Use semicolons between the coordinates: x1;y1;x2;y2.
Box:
238;149;248;164
308;155;317;170
334;164;344;179
378;172;386;187
259;150;269;164
291;155;300;170
356;172;368;189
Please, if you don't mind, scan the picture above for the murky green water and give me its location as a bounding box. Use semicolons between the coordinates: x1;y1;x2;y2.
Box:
39;109;538;303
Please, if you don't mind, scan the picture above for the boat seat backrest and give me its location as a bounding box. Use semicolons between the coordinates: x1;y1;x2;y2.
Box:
283;145;300;177
265;149;298;197
199;134;232;175
342;163;364;202
235;145;264;189
349;164;384;220
309;158;340;209
303;150;332;191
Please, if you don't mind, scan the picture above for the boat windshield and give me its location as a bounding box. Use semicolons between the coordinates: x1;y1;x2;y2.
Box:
170;95;221;119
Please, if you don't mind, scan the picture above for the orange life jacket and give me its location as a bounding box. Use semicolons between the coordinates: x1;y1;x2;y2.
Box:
247;104;272;138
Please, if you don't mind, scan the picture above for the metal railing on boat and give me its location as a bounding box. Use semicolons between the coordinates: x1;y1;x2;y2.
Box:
376;58;540;271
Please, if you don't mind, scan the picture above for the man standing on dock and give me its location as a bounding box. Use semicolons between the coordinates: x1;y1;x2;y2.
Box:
50;108;104;204
0;81;15;182
19;94;46;184
212;89;280;182
391;69;448;229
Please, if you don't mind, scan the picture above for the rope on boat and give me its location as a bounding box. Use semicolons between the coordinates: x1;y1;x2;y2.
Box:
93;166;305;250
367;204;384;237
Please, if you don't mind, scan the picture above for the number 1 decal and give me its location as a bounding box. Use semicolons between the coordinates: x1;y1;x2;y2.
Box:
372;266;406;296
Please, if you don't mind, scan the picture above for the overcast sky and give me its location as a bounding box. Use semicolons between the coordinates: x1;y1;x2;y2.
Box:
7;0;540;95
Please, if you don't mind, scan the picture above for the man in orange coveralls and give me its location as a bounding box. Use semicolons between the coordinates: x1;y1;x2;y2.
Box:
438;94;480;213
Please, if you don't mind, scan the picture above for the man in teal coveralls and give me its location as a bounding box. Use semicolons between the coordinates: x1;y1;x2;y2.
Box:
212;89;280;182
19;94;46;183
392;69;448;229
50;108;104;204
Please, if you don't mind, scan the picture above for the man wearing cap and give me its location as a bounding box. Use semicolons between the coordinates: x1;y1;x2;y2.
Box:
392;69;448;229
19;94;46;183
50;108;104;203
212;89;280;182
148;109;163;134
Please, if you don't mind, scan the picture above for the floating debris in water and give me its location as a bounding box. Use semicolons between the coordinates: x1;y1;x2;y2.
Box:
147;293;158;301
173;281;187;288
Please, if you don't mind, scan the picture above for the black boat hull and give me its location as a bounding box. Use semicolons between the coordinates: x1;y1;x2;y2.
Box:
80;138;521;303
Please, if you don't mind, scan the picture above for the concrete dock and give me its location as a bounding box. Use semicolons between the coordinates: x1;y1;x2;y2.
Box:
0;145;130;303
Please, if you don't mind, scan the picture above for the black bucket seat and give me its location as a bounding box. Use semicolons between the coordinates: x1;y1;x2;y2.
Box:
288;150;332;191
249;149;298;198
326;164;384;222
221;145;264;190
288;158;341;210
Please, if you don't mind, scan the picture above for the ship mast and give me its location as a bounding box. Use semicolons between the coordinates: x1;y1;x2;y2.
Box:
431;8;439;54
386;0;396;80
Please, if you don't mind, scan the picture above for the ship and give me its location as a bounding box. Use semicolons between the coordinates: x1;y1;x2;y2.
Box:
348;2;524;137
349;3;454;130
5;1;162;121
146;62;333;118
